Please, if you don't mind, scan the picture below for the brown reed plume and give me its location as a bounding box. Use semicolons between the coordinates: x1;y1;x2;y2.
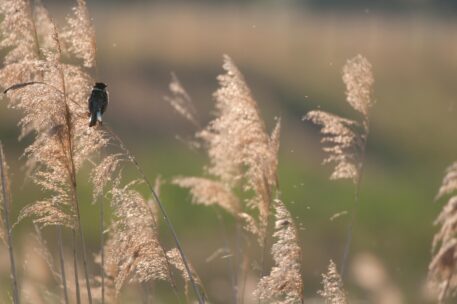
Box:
104;175;171;296
170;55;280;245
168;56;283;303
318;260;348;304
305;54;375;276
253;199;303;304
1;1;204;302
0;0;105;302
429;162;457;302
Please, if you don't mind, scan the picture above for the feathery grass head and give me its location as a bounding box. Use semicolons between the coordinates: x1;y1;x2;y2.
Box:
105;176;170;296
171;56;281;246
172;177;241;216
318;260;348;304
254;199;303;304
62;0;96;68
342;54;374;117
305;54;374;184
90;153;124;202
0;0;38;64
0;0;108;230
305;111;361;182
429;162;457;302
165;72;199;127
197;55;280;242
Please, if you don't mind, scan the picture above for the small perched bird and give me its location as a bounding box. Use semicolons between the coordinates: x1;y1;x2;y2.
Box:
88;82;109;127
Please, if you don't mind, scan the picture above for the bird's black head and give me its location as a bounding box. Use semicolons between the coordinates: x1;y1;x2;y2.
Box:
94;82;107;90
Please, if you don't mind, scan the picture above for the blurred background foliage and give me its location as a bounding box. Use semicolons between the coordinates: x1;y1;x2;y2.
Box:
0;0;456;303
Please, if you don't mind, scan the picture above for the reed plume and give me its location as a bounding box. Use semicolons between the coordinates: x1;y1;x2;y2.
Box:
172;177;241;216
170;55;281;244
165;72;200;128
104;176;171;296
168;56;282;303
253;199;303;304
305;55;374;183
318;260;348;304
429;162;457;302
305;54;374;276
0;1;104;302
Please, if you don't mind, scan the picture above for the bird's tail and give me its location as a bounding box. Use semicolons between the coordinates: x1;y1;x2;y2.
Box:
97;111;103;123
89;112;97;127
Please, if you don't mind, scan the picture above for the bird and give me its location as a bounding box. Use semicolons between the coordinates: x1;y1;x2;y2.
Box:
88;82;108;127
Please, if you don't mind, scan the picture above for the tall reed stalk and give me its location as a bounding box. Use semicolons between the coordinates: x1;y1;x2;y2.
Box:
57;226;69;304
0;143;20;304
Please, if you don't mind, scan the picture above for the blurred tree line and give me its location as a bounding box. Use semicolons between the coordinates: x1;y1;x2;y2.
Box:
52;0;457;12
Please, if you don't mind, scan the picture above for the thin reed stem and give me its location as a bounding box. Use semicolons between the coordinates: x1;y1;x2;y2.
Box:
104;126;205;304
235;222;242;303
144;199;182;303
72;229;81;304
58;226;69;304
0;143;19;304
59;64;93;304
340;184;360;278
73;184;93;304
99;200;105;304
239;252;250;304
214;209;237;304
340;123;369;279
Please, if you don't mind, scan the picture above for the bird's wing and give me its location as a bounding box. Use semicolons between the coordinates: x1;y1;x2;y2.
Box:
88;91;96;113
101;91;109;114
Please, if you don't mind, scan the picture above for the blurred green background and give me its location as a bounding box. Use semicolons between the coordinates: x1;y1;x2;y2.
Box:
1;0;457;303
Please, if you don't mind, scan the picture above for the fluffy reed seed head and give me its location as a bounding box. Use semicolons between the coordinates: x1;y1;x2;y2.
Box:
305;55;374;183
172;177;241;216
61;0;96;68
105;177;170;296
165;72;199;127
0;0;108;229
90;153;124;202
318;260;348;304
305;111;360;182
342;55;374;117
196;55;281;242
254;199;303;304
429;162;457;302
